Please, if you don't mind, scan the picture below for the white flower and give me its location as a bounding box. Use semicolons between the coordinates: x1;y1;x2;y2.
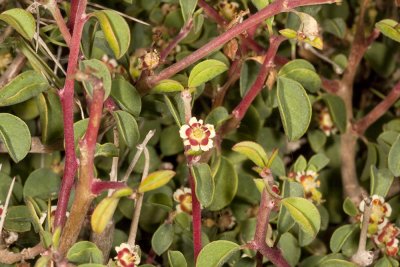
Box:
179;117;216;152
173;187;192;215
318;108;337;136
295;170;322;204
114;243;141;267
359;195;392;236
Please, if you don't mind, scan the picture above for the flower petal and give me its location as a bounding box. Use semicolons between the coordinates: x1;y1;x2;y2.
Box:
179;125;190;138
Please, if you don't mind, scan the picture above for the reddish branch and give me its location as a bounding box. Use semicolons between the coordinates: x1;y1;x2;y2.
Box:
54;0;88;229
47;0;72;46
160;19;193;63
188;169;202;262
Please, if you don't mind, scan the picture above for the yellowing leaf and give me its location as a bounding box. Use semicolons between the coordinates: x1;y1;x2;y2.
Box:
0;9;35;40
152;79;184;93
139;170;176;193
232;141;268;167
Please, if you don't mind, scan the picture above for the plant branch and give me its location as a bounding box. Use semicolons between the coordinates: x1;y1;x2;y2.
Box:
0;53;26;88
0;177;15;240
354;80;400;135
145;0;339;90
188;168;202;263
54;0;88;229
46;0;72;46
0;243;45;264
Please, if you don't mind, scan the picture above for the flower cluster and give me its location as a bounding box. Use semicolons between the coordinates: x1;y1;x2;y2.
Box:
294;170;322;204
114;243;141;267
318;108;337;136
359;195;398;256
179;117;216;152
173;187;192;215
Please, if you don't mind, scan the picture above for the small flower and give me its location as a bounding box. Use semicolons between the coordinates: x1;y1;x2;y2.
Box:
173;187;192;215
373;223;400;245
385;238;399;256
179;117;216;152
143;49;160;70
295;170;322;204
114;243;141;267
318;108;337;136
359;195;392;236
217;209;237;232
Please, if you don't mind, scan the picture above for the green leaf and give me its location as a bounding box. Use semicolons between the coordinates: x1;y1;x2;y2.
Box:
92;10;131;58
188;59;228;88
252;0;269;10
277;77;312;141
232;141;268;168
308;153;329;172
91;196;120;233
0;113;31;163
361;143;378;181
370;166;394;198
74;119;89;148
37;89;63;144
152;79;184;93
321;259;357;267
0;172;23;204
168;250;187;267
240;60;261;96
322;94;347;133
191;163;215;207
4;205;31;232
281;197;321;238
0;8;35;40
374;256;399;267
376;19;400;43
279;28;298;39
278;232;301;267
293;155;307;172
277;181;304;234
113;110;140;149
160;125;184;156
208;157;238;211
95;143;119;158
111;78;141;117
197;240;240;267
139;170;176;193
342;197;358;217
205;107;230;129
0;71;49;107
278;59;321;93
66;241;103;264
323;18;346;38
180;0;197;23
151;223;174;255
80;59;112;99
388;135;400;176
23;168;61;200
330;224;357;253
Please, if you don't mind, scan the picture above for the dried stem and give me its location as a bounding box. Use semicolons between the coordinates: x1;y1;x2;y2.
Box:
0;26;13;44
0;243;45;264
0;53;26;88
128;147;150;246
0;177;15;240
54;0;88;229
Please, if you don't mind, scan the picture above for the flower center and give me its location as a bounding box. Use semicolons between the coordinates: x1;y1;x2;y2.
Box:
181;194;193;214
191;127;205;140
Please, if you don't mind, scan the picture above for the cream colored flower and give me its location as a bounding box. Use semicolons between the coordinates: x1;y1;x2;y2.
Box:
318;108;337;136
173;187;192;215
295;170;322;204
179;117;216;152
114;243;141;267
359;195;392;236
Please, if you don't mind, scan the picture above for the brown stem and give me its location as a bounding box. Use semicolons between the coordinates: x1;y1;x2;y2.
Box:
0;137;62;154
0;243;45;264
0;26;13;44
0;53;26;88
47;0;72;46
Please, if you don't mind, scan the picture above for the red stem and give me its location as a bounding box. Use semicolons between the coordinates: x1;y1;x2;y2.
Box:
354;80;400;135
147;0;338;87
189;170;202;263
54;0;88;229
69;0;79;32
232;35;285;121
91;180;127;195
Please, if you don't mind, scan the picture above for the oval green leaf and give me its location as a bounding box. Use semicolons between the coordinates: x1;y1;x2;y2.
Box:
322;94;347;133
151;79;185;93
281;197;321;238
370;166;394;198
23;168;61;200
330;224;357;253
80;59;112;99
0;113;31;163
277;77;312;141
0;8;35;40
278;59;321;93
91;196;120;233
111;78;141;117
0;71;49;107
232;141;268;168
151;223;174;255
376;19;400;43
113;110;140;149
4;205;31;232
168;250;187;267
180;0;197;23
342;197;358;217
388;135;400;176
92;10;131;59
191;163;214;207
66;241;103;264
188;59;228;88
139;170;176;193
197;240;240;267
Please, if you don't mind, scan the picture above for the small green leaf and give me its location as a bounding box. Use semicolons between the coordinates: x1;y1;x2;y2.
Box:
197;240;240;267
240;60;261;96
80;59;112;99
307;130;327;153
91;197;119;233
278;59;321;93
376;19;400;43
74;119;89;148
322;94;347;133
138;170;176;193
308;153;330;172
66;241;103;264
4;205;32;232
191;163;215;207
342;197;358;217
278;232;301;267
168;250;187;267
151;223;174;255
252;0;269;10
113;110;140;149
232;141;268;168
95;143;119;158
293;155;307;172
152;79;184;93
0;113;31;163
323;18;346;38
277;77;312;141
388;135;400;176
279;28;298;39
205;107;230;128
0;71;49;107
160;125;184;156
0;8;35;40
23;168;61;200
277;181;304;234
180;0;197;23
281;197;321;238
370;166;394;198
360;143;378;181
322;259;357;267
92;10;131;59
188;59;228;88
374;256;399;267
111;78;141;117
330;224;357;253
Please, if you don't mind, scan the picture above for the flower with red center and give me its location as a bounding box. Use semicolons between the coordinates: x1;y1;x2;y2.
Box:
374;223;400;245
179;117;216;152
295;170;322;204
318;108;337;136
359;195;391;236
385;238;399;256
114;243;140;267
173;187;192;215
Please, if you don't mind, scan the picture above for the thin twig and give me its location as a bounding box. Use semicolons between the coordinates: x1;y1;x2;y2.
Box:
0;177;15;240
0;243;45;264
0;53;27;88
0;26;13;44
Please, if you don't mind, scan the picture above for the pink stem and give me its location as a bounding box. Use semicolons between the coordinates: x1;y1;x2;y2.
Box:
91;180;126;195
54;0;88;229
189;170;202;262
